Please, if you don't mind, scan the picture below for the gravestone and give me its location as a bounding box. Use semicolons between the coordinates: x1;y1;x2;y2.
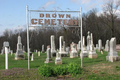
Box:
55;52;62;65
70;42;78;58
31;54;34;61
96;44;99;50
105;40;109;52
88;33;97;58
11;50;13;56
59;36;68;57
38;51;40;56
98;39;102;51
77;41;81;51
51;35;56;57
87;31;91;51
41;45;45;53
44;46;52;63
36;50;38;53
15;36;25;60
23;45;26;53
80;36;88;57
106;38;119;62
66;47;70;53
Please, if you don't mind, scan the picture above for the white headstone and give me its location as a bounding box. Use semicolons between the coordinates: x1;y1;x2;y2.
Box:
31;54;34;61
70;42;78;58
98;39;102;51
105;40;109;52
106;38;119;62
77;41;81;51
51;35;56;57
11;50;13;56
59;36;68;57
45;47;52;63
80;36;88;57
15;36;25;60
5;47;8;69
88;33;97;58
38;51;40;56
41;45;45;53
55;52;62;65
87;31;91;51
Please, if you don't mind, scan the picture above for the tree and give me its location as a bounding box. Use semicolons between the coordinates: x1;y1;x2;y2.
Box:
103;0;120;37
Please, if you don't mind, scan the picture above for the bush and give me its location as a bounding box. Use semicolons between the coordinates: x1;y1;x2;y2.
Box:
67;63;82;75
38;64;53;77
54;65;67;76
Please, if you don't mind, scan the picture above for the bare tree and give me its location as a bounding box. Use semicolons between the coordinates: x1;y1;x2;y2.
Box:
103;0;120;37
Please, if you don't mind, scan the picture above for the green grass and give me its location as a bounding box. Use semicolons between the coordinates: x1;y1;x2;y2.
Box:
0;50;120;80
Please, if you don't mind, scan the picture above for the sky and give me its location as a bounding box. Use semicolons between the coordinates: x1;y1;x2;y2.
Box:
0;0;115;35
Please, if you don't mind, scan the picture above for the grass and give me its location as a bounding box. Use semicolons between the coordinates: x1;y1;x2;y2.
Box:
0;50;120;80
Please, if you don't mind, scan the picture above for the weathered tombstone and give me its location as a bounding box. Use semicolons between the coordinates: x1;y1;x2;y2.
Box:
87;31;91;51
1;49;4;55
15;36;25;60
4;41;9;70
31;54;34;61
11;50;13;56
105;40;109;52
66;47;70;53
41;45;45;53
80;36;88;57
8;47;11;54
50;35;56;57
59;36;68;57
36;50;38;53
98;39;102;51
106;38;119;62
38;51;40;56
77;41;81;51
70;42;78;58
23;45;26;53
44;46;52;63
63;41;66;51
96;44;99;50
88;33;97;58
55;52;62;65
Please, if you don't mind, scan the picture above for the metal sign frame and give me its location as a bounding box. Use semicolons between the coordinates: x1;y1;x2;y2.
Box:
26;5;83;70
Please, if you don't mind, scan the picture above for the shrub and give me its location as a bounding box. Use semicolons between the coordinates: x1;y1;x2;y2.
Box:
67;63;82;75
54;65;67;76
38;64;53;77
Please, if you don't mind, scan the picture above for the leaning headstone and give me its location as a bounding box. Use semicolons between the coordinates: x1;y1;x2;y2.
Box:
106;38;119;62
59;36;68;57
15;36;25;60
41;45;45;53
88;33;97;58
55;52;62;65
51;35;56;57
80;36;88;57
70;42;78;58
38;51;40;56
44;46;52;63
105;40;109;52
87;31;91;51
31;54;34;61
98;39;102;51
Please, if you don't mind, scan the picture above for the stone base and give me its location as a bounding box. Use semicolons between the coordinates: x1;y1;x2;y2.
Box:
82;50;88;57
89;51;97;58
44;58;52;63
106;56;119;62
15;54;25;60
59;51;68;57
70;52;78;58
55;58;62;65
